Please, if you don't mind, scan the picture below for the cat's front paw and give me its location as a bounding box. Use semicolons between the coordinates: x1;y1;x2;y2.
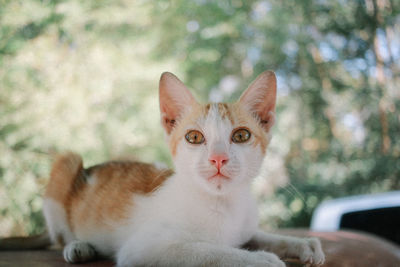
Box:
297;237;325;266
246;251;286;267
63;240;97;263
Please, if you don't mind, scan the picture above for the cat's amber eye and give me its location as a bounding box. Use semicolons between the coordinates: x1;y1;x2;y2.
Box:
232;128;251;143
185;130;205;144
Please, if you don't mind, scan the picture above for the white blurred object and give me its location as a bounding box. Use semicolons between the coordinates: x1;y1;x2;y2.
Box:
311;191;400;231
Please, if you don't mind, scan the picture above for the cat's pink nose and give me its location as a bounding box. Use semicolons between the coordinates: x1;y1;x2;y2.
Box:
209;153;229;170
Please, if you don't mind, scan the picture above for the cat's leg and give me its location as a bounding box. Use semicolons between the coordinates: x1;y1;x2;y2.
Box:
245;230;325;266
63;240;97;263
117;241;285;267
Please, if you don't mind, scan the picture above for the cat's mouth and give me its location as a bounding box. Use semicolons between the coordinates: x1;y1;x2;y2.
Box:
207;172;230;181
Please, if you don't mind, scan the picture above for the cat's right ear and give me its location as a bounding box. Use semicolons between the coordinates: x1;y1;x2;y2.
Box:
159;72;196;134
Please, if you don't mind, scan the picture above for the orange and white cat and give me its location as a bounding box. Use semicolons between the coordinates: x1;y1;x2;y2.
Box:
4;71;325;266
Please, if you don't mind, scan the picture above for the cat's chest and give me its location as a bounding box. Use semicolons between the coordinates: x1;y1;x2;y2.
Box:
190;201;250;246
127;178;258;247
149;189;256;246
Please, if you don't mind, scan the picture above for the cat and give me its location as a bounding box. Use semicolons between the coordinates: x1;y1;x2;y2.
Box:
0;71;325;266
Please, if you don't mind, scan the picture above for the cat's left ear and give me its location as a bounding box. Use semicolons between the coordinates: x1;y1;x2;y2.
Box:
159;72;196;135
239;70;277;132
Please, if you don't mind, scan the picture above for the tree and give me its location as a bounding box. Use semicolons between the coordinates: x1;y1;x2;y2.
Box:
1;0;399;235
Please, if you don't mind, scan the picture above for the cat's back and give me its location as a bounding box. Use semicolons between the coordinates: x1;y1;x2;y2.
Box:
46;153;173;202
85;160;173;195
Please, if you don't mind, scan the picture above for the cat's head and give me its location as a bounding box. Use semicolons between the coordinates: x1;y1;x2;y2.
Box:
159;71;276;195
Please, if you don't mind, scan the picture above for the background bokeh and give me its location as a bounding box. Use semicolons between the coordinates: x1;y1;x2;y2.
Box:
1;0;399;236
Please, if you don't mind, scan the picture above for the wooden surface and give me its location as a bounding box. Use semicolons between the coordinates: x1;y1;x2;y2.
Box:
0;249;113;267
277;229;400;267
1;230;400;266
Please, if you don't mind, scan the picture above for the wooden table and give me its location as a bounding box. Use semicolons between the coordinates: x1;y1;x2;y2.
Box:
1;230;399;266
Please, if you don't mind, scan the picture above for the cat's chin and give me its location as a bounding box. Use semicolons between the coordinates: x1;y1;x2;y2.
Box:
199;175;237;196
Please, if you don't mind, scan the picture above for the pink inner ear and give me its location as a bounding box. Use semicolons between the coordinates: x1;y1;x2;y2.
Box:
239;70;277;131
160;101;178;134
259;111;275;132
159;72;196;134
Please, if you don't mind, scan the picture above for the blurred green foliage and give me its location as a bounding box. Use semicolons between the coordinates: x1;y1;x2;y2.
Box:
0;0;399;235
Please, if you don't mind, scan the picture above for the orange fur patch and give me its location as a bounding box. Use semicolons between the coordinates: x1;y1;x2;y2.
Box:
46;154;173;231
70;161;172;230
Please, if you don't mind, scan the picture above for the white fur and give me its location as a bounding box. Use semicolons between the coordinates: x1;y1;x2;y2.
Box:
116;175;261;266
85;173;98;186
252;231;325;265
43;198;75;245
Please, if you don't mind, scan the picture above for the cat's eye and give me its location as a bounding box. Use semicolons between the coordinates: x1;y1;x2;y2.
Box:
185;130;205;144
232;128;251;143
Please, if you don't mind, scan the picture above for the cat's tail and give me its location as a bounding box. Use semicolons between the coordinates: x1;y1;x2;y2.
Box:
45;152;84;203
0;231;51;250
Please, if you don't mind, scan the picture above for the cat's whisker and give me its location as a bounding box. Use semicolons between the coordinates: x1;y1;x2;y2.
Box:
276;182;307;207
278;184;298;199
286;182;307;203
